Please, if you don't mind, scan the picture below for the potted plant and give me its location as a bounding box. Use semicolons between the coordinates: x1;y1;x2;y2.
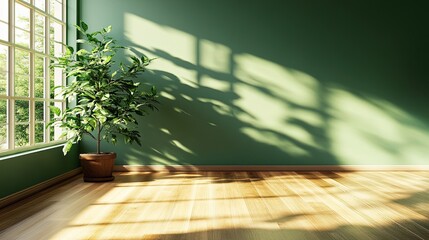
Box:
49;21;158;182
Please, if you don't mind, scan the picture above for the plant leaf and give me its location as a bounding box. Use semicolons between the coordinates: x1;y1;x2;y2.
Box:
103;25;112;33
81;21;88;32
50;106;61;116
63;141;73;155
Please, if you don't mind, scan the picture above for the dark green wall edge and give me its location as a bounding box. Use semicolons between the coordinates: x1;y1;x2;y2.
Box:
0;145;79;199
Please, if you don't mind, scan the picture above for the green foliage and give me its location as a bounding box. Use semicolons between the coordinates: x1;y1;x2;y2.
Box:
49;21;159;155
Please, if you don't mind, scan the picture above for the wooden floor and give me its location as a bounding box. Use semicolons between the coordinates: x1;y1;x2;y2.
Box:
0;171;429;240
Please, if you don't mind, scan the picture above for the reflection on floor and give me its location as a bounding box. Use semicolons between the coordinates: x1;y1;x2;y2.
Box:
0;171;428;240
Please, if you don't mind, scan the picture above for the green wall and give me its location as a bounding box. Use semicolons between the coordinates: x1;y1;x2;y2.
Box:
0;146;79;199
80;0;429;166
0;0;80;200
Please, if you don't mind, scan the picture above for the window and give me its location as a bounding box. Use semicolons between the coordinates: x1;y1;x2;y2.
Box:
0;0;66;152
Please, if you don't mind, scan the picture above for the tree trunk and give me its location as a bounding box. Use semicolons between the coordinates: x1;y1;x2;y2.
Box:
96;122;101;154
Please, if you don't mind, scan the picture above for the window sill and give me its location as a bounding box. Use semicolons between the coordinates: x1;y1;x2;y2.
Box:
0;141;68;160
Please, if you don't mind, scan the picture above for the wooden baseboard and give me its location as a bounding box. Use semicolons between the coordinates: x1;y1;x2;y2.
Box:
114;165;429;172
0;167;82;209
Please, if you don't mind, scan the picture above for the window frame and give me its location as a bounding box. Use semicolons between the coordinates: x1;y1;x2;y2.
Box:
0;0;67;154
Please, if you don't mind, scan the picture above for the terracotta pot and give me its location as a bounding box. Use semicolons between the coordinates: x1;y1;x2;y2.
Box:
79;152;116;182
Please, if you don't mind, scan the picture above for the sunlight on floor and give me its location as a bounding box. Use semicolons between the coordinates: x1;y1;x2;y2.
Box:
40;171;429;239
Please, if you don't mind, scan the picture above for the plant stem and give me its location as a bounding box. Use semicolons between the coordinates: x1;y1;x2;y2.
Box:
97;121;101;154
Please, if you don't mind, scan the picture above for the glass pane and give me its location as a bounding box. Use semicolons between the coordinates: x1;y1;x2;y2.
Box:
35;101;44;121
35;56;45;97
15;124;29;147
35;78;44;98
35;34;45;53
0;71;6;95
0;22;8;42
15;3;30;30
15;28;30;48
50;0;62;20
0;0;8;22
15;74;29;96
0;44;7;72
50;67;62;98
35;122;45;143
15;100;29;122
0;100;7;150
15;49;29;75
35;0;46;11
35;14;46;53
50;21;62;43
35;13;45;36
50;41;63;58
35;56;45;78
0;44;7;95
50;101;63;141
15;49;29;96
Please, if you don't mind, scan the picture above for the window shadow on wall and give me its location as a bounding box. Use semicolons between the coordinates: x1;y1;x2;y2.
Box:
79;0;429;166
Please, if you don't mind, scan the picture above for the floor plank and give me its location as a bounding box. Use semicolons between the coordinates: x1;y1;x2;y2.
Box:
0;171;428;240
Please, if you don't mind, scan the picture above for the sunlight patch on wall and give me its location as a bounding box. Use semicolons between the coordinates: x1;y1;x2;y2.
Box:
124;14;198;87
160;91;176;100
197;97;232;116
328;89;429;164
145;154;173;165
241;127;310;157
200;75;230;92
171;140;195;155
233;54;323;155
199;39;231;74
234;54;320;108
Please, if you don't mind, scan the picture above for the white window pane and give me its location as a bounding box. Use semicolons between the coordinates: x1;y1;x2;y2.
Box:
35;13;45;36
15;28;30;48
14;49;29;75
15;49;30;97
35;56;45;98
15;3;30;30
0;99;7;150
49;66;62;98
0;71;6;95
15;100;29;122
50;21;62;43
50;0;62;20
35;34;45;53
35;122;45;143
53;41;62;57
35;14;46;53
35;56;45;78
15;124;29;147
35;0;46;11
35;101;44;121
50;101;63;141
0;0;8;22
0;22;8;42
15;74;29;96
0;44;7;95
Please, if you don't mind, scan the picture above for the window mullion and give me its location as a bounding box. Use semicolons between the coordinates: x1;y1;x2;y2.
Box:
8;0;15;151
45;2;51;143
29;4;35;145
